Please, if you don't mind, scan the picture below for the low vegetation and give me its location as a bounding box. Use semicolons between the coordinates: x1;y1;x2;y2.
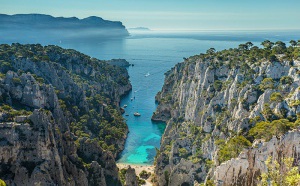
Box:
139;170;151;179
259;157;300;186
216;136;251;163
249;119;299;141
0;179;6;186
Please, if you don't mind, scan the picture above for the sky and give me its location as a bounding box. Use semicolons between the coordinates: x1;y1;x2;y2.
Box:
1;0;300;30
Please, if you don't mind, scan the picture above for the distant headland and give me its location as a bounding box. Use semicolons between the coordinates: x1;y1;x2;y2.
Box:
128;27;151;31
0;14;129;43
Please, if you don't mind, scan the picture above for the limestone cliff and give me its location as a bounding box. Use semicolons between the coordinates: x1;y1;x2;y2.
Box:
0;43;132;185
213;130;300;186
124;166;139;186
153;42;300;185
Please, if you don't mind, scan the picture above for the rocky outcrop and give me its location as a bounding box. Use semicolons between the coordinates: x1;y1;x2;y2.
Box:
153;44;300;185
213;130;300;186
108;59;131;68
125;166;138;186
0;44;132;185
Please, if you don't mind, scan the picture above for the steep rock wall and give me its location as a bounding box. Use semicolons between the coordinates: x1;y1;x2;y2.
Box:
153;46;300;185
0;44;132;185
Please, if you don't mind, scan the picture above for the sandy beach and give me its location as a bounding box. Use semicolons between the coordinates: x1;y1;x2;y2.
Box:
117;163;154;186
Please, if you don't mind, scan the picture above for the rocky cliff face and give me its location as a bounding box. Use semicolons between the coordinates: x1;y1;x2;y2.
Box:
107;59;131;68
152;43;300;185
213;130;300;186
0;43;132;185
124;166;139;186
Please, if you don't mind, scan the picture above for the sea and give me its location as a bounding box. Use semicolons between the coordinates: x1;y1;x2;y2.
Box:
1;29;300;165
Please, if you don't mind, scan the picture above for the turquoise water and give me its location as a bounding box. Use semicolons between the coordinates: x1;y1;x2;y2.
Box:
1;30;300;165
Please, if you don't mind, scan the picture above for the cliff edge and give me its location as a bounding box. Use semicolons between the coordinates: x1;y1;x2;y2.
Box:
0;43;132;185
152;41;300;185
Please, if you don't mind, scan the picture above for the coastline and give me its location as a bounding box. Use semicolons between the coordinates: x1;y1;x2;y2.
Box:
117;163;154;186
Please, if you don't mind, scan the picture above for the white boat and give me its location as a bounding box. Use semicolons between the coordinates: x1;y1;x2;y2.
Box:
124;104;127;108
145;72;150;77
134;112;141;116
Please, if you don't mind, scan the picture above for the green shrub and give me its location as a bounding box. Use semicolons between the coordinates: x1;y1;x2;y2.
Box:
206;180;215;186
0;61;13;73
32;74;44;84
270;92;283;102
179;148;188;157
0;73;5;79
213;80;223;91
41;55;50;61
260;157;300;186
1;105;12;111
139;170;151;179
0;179;6;186
261;103;275;121
217;136;251;163
280;76;293;85
138;178;146;185
119;168;127;185
205;160;214;169
289;100;300;107
12;77;21;85
249;119;293;141
268;55;277;62
164;171;170;184
259;78;274;91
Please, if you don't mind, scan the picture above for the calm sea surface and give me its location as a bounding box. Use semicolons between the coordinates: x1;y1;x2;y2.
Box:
1;30;300;165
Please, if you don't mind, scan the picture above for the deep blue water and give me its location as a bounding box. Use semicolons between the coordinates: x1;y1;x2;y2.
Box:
1;29;300;165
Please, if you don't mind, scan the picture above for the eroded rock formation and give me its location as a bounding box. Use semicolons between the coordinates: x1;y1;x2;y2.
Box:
0;44;132;185
153;44;300;185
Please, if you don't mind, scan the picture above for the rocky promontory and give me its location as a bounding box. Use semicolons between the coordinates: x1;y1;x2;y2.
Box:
0;43;132;185
153;41;300;185
108;59;131;68
0;14;129;43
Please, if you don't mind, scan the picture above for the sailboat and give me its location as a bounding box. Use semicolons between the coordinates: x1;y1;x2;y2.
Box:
134;112;141;116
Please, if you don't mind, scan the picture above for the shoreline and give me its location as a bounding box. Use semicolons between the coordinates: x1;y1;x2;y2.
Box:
117;163;154;186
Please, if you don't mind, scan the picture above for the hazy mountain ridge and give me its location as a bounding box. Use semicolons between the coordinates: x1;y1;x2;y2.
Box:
0;14;129;43
152;41;300;185
0;14;127;30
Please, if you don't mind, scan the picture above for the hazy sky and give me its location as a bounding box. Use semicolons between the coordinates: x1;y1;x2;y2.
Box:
1;0;300;30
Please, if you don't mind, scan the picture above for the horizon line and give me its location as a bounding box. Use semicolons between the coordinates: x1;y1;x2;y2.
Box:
130;28;300;32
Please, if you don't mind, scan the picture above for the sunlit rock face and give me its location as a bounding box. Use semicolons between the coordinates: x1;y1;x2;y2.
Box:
153;45;300;186
213;130;300;186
